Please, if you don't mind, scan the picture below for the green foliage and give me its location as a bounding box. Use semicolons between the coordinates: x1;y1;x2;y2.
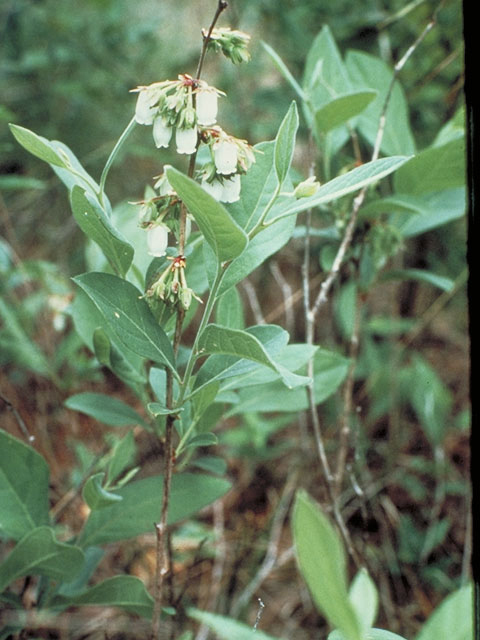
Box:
1;3;468;639
293;490;363;640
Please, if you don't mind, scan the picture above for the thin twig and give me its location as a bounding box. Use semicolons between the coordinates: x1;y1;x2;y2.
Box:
0;394;35;443
333;294;363;498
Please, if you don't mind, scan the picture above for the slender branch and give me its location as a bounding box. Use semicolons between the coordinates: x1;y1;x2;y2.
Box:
333;293;363;498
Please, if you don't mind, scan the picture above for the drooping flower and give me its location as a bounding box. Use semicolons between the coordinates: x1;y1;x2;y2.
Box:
147;223;169;257
201;173;241;204
176;126;198;155
214;139;238;175
134;84;164;125
201;175;224;201
153;116;173;149
220;174;241;203
195;88;219;126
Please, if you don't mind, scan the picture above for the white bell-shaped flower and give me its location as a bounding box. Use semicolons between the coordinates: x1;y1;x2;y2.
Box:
135;88;161;125
201;176;224;201
196;89;218;126
214;139;238;175
176;126;198;155
147;223;169;257
153;117;173;149
220;174;241;203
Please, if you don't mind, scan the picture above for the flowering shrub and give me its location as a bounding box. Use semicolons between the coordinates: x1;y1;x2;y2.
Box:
1;2;468;639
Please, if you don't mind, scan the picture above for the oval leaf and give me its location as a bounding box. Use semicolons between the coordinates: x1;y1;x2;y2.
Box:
198;323;307;389
65;392;146;427
82;473;123;510
78;473;231;547
314;90;378;133
0;527;84;593
188;608;283;640
73;272;176;376
166;166;248;263
274;101;299;185
266;156;411;224
9;124;68;168
70;186;133;277
56;575;154;619
293;490;362;640
0;430;49;541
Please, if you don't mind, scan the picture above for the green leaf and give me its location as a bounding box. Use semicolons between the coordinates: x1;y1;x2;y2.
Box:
0;527;84;593
405;355;452;446
389;188;466;236
0;430;49;541
314;90;377;133
0;298;51;377
345;51;415;156
192;456;227;476
166;166;248;263
415;583;473;640
274;101;299;185
193;325;289;393
221;344;318;391
107;431;137;485
73;272;176;375
216;286;245;329
261;41;305;100
82;473;123;510
9;124;69;167
349;568;379;634
55;576;154;619
70;186;133;277
329;630;408;640
293;490;362;640
185;433;218;449
227;348;349;415
218;214;297;294
188;609;283;640
92;327;147;386
147;402;183;417
78;473;231;547
380;269;454;292
198;324;308;389
303;26;352;111
265;156;411;225
65;392;146;427
393;138;466;195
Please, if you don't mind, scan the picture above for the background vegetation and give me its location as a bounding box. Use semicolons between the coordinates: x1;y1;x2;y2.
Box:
1;1;468;638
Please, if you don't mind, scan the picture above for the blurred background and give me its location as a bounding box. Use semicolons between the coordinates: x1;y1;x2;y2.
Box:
0;1;468;638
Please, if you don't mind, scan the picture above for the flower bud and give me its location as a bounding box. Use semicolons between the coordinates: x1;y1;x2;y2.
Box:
214;139;238;175
147;223;169;257
153;117;173;149
176;126;198;155
293;176;320;198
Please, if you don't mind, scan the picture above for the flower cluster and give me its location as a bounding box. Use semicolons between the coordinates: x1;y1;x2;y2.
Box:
132;75;224;155
199;126;255;203
146;255;202;311
204;27;251;64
